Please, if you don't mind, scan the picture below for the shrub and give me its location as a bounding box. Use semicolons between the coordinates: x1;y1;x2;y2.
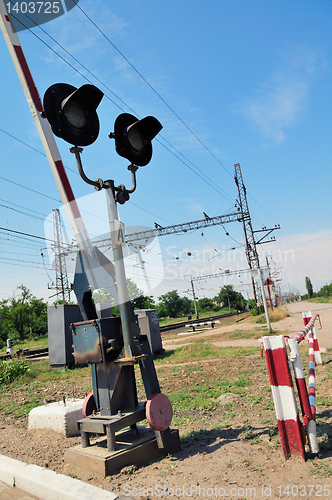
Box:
250;306;264;317
0;358;30;386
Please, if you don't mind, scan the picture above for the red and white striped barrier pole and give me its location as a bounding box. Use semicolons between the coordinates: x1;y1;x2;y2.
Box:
302;311;322;365
292;313;317;343
0;2;120;300
0;2;92;253
261;313;320;459
292;313;318;420
308;329;316;420
287;337;318;454
262;335;305;460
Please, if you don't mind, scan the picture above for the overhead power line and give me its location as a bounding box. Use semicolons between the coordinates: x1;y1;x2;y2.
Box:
0;128;175;225
93;211;242;247
0;127;46;156
8;8;235;205
0;257;52;269
70;0;233;179
6;5;278;228
0;226;51;243
189;268;250;282
0;174;61;203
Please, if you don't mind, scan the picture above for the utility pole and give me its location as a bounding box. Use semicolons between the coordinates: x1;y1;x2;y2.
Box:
51;209;71;304
265;256;274;311
234;163;271;332
190;278;199;319
226;287;231;313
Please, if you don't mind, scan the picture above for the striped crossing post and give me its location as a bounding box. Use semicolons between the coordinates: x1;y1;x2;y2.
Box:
308;329;316;420
261;314;320;459
302;311;322;365
287;337;318;454
262;335;305;459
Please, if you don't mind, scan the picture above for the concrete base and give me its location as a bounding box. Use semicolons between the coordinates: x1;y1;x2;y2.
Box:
64;426;181;476
28;399;84;437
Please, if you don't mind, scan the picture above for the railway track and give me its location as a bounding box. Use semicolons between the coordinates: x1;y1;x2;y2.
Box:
0;347;48;361
0;312;249;360
159;311;245;333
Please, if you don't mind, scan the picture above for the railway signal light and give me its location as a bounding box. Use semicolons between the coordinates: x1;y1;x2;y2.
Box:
42;83;104;146
109;113;162;166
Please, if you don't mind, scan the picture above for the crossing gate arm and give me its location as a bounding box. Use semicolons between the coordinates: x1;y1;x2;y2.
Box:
0;1;92;253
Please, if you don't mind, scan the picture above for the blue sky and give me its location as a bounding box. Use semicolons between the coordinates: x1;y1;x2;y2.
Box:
0;0;331;303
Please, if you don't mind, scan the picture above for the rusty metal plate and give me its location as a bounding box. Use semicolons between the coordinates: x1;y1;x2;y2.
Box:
146;393;173;431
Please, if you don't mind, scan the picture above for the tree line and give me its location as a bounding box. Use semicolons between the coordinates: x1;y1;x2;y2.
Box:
0;281;247;347
0;285;47;349
93;281;247;319
155;285;246;318
303;276;332;300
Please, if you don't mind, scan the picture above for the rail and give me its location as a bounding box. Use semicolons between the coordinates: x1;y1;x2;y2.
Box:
159;311;245;333
0;347;48;361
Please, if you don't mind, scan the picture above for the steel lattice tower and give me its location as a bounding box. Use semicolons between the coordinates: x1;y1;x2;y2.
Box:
52;208;71;304
234;163;261;305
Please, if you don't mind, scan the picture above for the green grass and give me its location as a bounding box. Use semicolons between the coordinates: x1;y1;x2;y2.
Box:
308;297;332;304
316;395;332;406
317;433;332;452
0;359;92;420
169;386;218;412
241;425;262;444
253;306;290;324
165;364;254;426
246;395;262;404
309;461;332;477
154;340;257;364
0;394;45;419
233;377;251;387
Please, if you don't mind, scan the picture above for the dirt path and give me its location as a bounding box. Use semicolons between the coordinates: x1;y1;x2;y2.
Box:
162;301;332;350
272;300;332;348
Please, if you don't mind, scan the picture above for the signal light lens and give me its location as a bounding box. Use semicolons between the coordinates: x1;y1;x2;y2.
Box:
127;126;145;152
63;101;88;129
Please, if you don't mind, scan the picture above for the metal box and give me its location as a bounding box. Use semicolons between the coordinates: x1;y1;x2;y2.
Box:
95;302;113;319
71;317;123;364
135;309;163;353
48;304;82;367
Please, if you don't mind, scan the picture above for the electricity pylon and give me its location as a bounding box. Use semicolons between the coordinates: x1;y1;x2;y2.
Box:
234;163;261;304
50;208;71;304
234;163;279;331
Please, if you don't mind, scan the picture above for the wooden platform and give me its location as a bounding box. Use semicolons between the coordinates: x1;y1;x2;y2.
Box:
64;426;180;476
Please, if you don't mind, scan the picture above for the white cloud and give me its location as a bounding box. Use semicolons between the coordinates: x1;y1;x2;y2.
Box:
262;229;332;294
243;80;307;143
241;48;325;144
